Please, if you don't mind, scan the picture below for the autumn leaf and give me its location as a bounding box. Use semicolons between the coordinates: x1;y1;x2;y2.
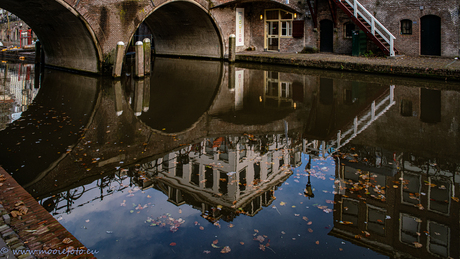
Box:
212;239;219;245
220;246;231;254
62;238;73;244
315;241;319;245
169;242;176;246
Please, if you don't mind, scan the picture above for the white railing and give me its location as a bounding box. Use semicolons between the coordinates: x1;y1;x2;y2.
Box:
331;85;395;151
305;85;396;156
340;0;396;56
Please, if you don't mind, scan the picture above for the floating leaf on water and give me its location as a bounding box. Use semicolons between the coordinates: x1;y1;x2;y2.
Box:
170;242;176;246
199;226;204;230
212;239;219;245
255;235;265;243
413;242;422;248
240;242;244;245
308;228;313;233
203;250;211;254
211;244;220;249
85;219;90;223
280;202;286;206
106;231;113;234
220;246;231;254
315;241;319;245
229;224;234;228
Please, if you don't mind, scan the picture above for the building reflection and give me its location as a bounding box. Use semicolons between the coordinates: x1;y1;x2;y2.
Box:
131;133;302;222
329;148;459;259
38;133;303;222
0;62;37;130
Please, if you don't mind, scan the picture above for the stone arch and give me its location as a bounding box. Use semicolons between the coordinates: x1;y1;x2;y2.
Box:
136;0;224;59
0;0;102;73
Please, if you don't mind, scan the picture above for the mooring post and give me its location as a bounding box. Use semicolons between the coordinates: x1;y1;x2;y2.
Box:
143;38;151;75
135;41;144;78
114;81;123;116
134;79;144;116
113;41;125;78
228;64;235;90
229;34;236;63
143;76;150;112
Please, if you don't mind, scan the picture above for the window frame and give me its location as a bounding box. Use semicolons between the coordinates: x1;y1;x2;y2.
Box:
265;9;294;38
344;22;355;39
401;19;412;35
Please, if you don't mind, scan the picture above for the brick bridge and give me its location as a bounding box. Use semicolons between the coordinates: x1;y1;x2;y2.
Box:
0;0;300;74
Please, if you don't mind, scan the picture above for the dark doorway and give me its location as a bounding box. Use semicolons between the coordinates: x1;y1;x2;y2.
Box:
320;20;333;52
421;15;441;56
319;78;334;105
420;88;441;123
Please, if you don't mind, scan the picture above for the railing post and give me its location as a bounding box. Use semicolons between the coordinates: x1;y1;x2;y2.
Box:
390;85;395;102
371;101;375;120
371;18;375;35
337;130;341;148
353;0;357;17
389;36;395;57
353;116;358;135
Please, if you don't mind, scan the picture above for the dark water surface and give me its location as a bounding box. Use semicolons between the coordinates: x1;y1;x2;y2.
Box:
0;59;459;259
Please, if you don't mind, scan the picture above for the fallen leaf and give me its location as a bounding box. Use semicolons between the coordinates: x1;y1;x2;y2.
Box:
220;246;231;253
213;239;219;245
62;238;73;244
315;241;319;245
169;242;176;246
240;242;244;245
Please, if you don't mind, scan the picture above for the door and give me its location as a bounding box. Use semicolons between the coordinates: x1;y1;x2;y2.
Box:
320;19;333;52
421;15;441;56
266;21;279;51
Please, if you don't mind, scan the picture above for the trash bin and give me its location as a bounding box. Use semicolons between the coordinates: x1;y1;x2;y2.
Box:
352;30;367;56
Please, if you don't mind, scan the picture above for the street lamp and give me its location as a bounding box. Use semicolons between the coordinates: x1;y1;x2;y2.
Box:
304;156;314;199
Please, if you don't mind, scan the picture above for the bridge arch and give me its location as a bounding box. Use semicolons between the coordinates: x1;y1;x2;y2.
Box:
0;0;102;73
134;0;224;59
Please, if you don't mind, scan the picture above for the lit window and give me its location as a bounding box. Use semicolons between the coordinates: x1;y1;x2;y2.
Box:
401;19;412;35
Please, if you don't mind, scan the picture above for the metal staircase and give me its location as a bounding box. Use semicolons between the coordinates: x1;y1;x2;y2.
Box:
334;0;397;56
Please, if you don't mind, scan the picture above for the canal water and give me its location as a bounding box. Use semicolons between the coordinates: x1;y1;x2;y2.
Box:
0;58;459;259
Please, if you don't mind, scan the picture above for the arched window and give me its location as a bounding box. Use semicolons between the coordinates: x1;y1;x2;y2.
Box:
401;19;412;35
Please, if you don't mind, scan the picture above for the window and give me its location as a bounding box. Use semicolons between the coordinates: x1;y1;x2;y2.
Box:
344;22;355;38
400;214;420;245
401;19;412;35
265;9;294;37
281;21;292;36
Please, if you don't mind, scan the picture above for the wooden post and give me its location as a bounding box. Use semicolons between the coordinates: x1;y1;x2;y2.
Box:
228;34;236;62
112;41;125;78
135;41;144;78
134;79;144;116
114;81;123;116
143;38;151;75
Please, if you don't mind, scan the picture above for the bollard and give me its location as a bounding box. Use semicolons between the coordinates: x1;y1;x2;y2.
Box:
143;38;151;75
35;40;41;64
143;76;150;112
114;81;123;116
135;41;144;78
113;41;125;78
228;64;235;91
228;34;236;63
134;79;144;116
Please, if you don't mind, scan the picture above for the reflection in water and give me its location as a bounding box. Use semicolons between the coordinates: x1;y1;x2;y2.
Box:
1;58;460;259
0;63;37;130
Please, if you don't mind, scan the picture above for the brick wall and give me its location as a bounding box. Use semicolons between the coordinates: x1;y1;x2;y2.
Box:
314;0;459;57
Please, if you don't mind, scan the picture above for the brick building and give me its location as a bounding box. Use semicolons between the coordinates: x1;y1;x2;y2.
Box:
210;0;460;57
